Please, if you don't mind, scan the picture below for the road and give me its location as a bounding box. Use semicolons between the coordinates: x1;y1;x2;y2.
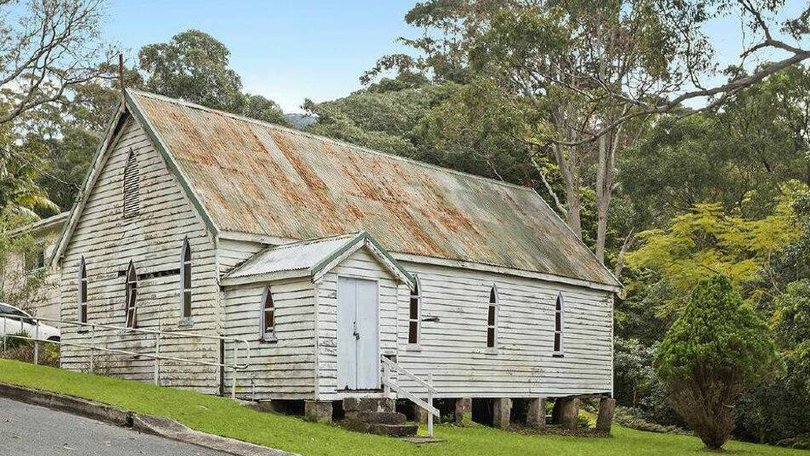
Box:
0;397;230;456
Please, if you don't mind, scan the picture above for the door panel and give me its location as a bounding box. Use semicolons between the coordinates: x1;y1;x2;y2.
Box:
336;277;379;390
336;277;357;390
355;278;380;389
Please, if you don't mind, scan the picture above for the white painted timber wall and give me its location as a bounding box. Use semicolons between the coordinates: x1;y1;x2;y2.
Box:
223;242;614;401
394;260;614;398
217;238;264;278
222;277;316;399
59;117;222;393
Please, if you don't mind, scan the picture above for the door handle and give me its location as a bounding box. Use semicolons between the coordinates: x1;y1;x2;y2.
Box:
353;321;360;340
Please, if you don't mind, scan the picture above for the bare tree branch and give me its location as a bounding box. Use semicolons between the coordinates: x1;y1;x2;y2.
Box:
0;0;113;126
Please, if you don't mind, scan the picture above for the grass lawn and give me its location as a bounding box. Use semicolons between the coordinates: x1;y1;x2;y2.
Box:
0;359;804;456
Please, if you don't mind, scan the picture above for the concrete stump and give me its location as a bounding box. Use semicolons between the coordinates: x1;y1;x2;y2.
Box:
526;397;546;429
454;397;472;425
595;397;616;433
558;397;580;431
492;398;512;429
304;400;333;423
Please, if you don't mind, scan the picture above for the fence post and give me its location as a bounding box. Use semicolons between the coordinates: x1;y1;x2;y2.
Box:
231;343;238;400
154;332;160;386
33;319;40;365
89;325;95;373
427;372;434;438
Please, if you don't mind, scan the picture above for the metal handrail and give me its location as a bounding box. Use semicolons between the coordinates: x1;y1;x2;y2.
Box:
0;314;251;399
380;355;438;437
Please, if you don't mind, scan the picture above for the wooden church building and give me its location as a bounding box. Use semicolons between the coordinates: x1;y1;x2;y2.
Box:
51;89;621;429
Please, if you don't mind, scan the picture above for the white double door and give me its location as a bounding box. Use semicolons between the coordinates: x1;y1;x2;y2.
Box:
336;277;380;390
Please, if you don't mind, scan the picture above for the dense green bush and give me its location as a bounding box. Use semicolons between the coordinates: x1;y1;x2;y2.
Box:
735;281;810;446
655;275;778;449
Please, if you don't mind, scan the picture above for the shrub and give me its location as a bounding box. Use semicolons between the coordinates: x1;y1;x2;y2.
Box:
735;281;810;444
655;275;778;450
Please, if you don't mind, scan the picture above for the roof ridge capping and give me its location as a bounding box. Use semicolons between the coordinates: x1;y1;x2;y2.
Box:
124;88;536;195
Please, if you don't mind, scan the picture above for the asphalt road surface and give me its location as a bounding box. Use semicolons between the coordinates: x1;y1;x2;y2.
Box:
0;397;231;456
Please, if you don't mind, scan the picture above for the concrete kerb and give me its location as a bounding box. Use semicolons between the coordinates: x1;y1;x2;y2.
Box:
0;382;298;456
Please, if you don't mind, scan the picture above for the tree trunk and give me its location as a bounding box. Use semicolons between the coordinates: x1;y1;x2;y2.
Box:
552;142;582;240
594;127;621;264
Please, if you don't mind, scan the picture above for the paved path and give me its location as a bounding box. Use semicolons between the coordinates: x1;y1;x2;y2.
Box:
0;397;230;456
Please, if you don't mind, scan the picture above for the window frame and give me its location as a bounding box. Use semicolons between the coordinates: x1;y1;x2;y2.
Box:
407;275;422;346
125;261;138;328
486;284;499;351
179;238;192;325
553;292;565;357
260;286;277;342
77;257;88;324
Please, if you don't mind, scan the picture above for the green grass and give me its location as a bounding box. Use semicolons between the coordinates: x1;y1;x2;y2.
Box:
0;359;803;456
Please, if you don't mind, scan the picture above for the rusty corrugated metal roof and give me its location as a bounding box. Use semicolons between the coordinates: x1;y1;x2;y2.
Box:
127;90;619;287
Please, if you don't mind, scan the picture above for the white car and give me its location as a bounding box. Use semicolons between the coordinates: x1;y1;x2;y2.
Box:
0;302;60;342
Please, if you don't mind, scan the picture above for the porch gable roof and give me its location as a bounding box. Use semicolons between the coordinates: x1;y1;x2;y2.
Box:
221;231;414;288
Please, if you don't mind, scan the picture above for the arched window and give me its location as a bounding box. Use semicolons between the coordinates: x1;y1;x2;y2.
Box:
123;149;140;219
554;293;565;356
260;286;276;341
180;238;192;322
487;285;498;348
125;261;138;328
77;257;88;323
408;276;421;344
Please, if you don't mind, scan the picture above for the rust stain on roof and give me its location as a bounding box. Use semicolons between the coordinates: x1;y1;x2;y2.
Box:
128;90;619;286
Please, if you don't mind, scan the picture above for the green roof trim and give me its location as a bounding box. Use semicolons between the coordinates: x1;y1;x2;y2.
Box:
311;231;415;289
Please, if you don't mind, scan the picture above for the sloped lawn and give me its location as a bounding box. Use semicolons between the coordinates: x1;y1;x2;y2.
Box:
0;359;803;456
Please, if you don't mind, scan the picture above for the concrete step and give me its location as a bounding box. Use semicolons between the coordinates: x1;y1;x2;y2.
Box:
348;411;406;425
368;423;419;437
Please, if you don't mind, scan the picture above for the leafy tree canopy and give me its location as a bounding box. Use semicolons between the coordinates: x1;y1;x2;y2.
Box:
625;186;805;316
139;30;289;127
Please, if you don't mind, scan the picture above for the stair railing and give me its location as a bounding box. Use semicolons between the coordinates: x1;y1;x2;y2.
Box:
380;355;439;437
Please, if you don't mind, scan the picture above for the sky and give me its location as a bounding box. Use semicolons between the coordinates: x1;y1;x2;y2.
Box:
102;1;809;113
103;0;417;112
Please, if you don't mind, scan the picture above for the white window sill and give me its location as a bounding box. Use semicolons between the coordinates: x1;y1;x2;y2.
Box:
486;347;499;355
406;344;422;352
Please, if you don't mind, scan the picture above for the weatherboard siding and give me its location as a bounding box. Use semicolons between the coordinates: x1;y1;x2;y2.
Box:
217;238;264;277
58;117;221;393
222;278;317;399
393;261;613;398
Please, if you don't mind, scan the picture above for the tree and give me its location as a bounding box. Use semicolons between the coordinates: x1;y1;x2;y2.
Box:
625;189;804;317
139;30;289;126
14;61;144;211
304;82;457;157
655;275;777;450
139;30;245;113
0;0;112;126
0;121;57;215
366;0;810;267
622;66;810;228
